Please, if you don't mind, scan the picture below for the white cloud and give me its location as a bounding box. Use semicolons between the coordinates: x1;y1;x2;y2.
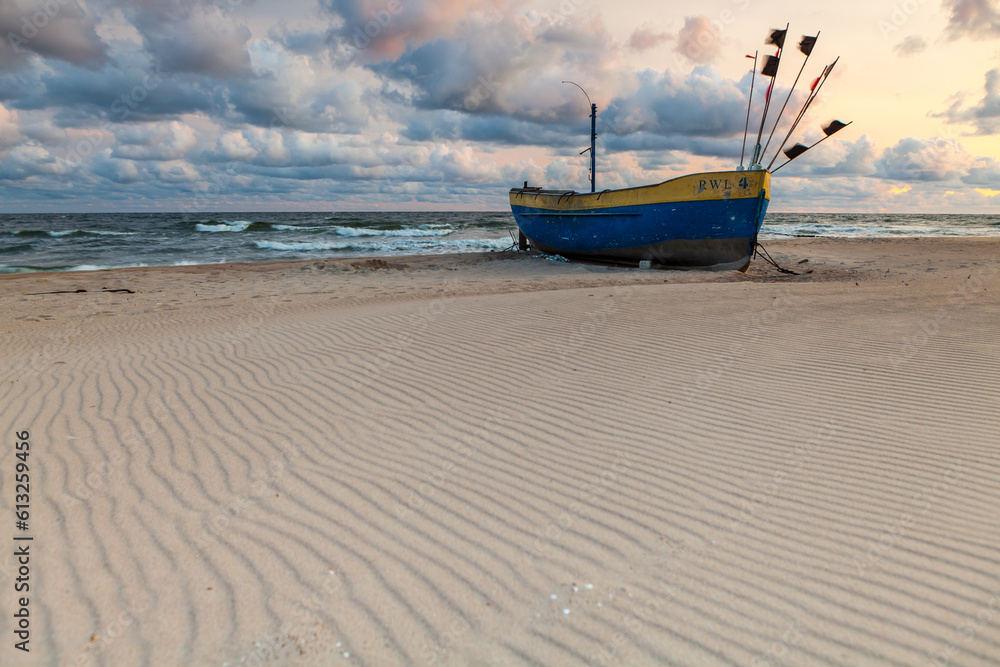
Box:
675;17;721;65
284;131;382;167
113;121;199;160
0;102;23;150
378;8;622;120
876;136;973;181
628;27;671;52
962;156;1000;185
245;128;290;163
775;135;876;177
0;0;107;70
324;0;504;62
0;0;994;212
218;131;258;161
0;144;70;180
151;160;200;183
91;149;142;183
122;1;252;77
943;0;1000;40
894;35;927;56
933;68;1000;135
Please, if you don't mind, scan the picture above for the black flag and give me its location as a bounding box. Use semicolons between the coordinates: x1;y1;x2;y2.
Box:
766;28;787;49
799;35;817;55
783;143;809;160
823;120;848;136
761;55;780;77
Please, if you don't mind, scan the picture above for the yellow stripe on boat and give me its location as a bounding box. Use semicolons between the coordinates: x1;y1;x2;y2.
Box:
509;170;770;211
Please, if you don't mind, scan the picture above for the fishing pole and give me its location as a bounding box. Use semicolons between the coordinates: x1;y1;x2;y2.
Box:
771;120;852;173
740;51;757;169
761;32;818;163
751;23;788;166
768;56;839;170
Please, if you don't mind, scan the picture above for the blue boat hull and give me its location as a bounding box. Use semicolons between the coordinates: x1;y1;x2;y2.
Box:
510;170;770;270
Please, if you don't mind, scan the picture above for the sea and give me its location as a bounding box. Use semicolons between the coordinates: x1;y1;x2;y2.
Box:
2;211;999;274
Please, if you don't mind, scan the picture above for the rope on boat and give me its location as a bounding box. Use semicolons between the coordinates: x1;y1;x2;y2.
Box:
753;242;799;275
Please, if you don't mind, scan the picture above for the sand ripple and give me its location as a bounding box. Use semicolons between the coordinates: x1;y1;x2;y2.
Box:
1;242;998;666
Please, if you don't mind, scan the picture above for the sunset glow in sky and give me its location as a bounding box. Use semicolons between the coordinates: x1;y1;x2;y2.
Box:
1;0;1000;212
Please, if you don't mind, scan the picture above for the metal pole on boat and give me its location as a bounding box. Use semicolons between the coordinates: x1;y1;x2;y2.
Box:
590;102;597;193
740;51;758;170
753;24;789;168
771;120;852;173
562;81;596;192
767;56;839;171
761;32;819;162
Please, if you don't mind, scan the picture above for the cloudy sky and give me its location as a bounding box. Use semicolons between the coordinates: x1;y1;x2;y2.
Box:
1;0;999;212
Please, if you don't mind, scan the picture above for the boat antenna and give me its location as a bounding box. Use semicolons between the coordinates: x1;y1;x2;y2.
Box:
562;81;596;192
771;120;852;173
751;23;788;168
740;51;758;170
768;56;839;170
761;32;819;162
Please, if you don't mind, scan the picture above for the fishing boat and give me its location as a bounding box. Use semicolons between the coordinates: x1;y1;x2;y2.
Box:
509;28;849;271
510;169;770;271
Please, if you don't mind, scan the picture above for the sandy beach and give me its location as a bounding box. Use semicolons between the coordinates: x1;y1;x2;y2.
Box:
1;238;998;666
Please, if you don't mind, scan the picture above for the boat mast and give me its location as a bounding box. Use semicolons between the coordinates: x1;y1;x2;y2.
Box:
563;81;596;192
590;100;596;193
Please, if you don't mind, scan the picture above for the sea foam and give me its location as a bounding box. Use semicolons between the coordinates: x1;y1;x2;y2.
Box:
196;221;253;232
